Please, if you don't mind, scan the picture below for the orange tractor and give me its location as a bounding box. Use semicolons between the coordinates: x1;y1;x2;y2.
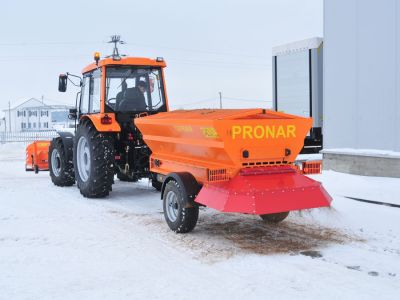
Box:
47;36;331;233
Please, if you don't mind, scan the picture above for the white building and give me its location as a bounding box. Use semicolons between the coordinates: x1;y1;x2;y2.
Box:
323;0;400;177
2;98;73;132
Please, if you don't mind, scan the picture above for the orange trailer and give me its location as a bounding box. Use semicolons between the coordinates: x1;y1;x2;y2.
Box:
135;108;332;231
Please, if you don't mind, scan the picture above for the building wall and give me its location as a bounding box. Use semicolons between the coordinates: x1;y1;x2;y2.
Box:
2;101;73;132
324;0;400;152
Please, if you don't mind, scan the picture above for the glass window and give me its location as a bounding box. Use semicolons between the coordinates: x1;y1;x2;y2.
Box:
105;66;166;112
80;76;90;114
276;50;310;117
89;70;101;113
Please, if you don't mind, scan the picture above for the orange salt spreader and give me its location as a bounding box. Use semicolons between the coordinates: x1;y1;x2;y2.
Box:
135;108;332;220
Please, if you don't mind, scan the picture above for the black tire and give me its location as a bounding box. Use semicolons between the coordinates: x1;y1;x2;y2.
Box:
117;171;138;182
152;180;162;191
163;180;199;233
49;137;75;186
260;211;290;223
74;120;115;198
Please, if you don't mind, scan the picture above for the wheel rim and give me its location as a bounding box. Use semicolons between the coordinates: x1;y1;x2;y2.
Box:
77;136;91;182
166;190;179;222
51;149;61;177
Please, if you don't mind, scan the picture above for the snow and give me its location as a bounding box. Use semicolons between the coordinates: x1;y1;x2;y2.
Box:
322;148;400;159
296;153;323;161
272;37;323;56
1;142;400;299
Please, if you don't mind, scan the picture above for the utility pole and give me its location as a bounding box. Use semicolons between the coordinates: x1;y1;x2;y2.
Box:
219;92;222;109
8;101;11;132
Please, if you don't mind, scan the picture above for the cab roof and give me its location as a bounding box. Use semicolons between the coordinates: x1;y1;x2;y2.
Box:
82;57;167;74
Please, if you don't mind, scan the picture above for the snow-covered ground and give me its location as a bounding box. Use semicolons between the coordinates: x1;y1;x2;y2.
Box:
1;143;399;299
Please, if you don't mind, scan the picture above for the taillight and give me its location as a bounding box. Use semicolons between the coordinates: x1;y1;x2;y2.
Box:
101;115;112;125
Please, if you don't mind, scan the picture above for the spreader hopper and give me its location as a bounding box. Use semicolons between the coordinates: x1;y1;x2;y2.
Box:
135;109;331;216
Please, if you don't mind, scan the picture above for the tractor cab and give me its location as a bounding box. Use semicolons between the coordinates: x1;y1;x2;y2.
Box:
59;56;168;125
58;35;169;130
81;57;168;115
55;36;170;187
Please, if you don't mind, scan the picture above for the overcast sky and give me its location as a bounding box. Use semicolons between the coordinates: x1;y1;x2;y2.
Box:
0;0;322;110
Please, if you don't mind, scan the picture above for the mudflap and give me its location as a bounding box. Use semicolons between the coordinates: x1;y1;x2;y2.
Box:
195;166;332;214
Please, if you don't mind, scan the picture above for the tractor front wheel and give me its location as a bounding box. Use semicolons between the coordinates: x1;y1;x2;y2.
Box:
260;211;289;223
163;180;199;233
74;120;115;198
49;137;75;186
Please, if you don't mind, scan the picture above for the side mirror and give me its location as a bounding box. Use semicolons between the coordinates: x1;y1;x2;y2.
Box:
58;74;68;92
68;108;77;120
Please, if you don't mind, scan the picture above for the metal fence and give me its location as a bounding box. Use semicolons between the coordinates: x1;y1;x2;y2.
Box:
0;130;59;143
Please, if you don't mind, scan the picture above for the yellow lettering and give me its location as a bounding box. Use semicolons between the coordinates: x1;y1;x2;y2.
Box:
231;125;296;139
253;125;264;139
287;125;296;138
242;126;253;139
265;125;275;138
202;127;219;138
232;126;241;139
276;125;286;138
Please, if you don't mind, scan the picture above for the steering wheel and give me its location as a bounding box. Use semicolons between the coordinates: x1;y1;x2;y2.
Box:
105;97;117;109
106;97;116;105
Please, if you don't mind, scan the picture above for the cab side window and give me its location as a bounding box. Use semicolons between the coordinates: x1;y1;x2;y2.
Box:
80;76;90;114
89;69;101;113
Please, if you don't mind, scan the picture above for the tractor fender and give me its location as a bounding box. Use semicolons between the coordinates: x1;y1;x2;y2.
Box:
56;131;75;161
81;114;121;132
161;172;201;205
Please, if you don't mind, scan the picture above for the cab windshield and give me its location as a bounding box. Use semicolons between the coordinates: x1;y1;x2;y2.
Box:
105;66;166;112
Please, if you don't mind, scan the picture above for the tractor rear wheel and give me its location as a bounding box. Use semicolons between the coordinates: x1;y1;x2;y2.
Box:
260;211;289;223
74;120;115;198
163;180;199;233
49;137;75;186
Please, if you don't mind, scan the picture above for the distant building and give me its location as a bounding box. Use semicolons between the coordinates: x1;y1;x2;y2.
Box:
2;98;73;132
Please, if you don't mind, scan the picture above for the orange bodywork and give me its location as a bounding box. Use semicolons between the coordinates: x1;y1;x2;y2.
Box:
135;109;313;184
82;57;167;74
81;113;121;132
81;57;169;132
26;140;51;172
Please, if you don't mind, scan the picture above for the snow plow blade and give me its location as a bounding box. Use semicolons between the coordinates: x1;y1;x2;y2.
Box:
25;140;50;173
195;166;332;214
